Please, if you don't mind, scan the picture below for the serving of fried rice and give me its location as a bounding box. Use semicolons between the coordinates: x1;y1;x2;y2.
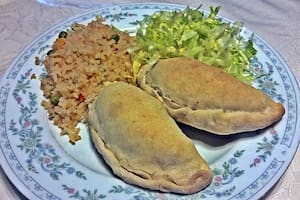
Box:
41;17;134;144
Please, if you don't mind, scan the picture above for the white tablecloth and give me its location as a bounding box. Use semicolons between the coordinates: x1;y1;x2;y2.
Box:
0;0;299;199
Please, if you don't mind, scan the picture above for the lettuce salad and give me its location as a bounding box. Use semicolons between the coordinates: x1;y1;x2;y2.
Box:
131;6;258;83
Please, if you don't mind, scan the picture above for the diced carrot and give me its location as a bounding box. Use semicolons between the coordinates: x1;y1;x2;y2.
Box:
53;38;66;50
78;93;86;103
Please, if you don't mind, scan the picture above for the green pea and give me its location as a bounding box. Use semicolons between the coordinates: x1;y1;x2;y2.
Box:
111;33;120;42
58;31;68;38
50;96;59;106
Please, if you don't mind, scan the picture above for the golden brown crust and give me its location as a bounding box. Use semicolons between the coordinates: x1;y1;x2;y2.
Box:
137;57;285;134
88;82;212;194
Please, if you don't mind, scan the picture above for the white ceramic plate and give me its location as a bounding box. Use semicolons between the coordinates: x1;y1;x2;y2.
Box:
0;3;299;200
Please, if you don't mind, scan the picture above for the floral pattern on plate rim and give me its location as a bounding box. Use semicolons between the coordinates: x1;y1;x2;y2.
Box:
0;3;298;200
10;69;87;181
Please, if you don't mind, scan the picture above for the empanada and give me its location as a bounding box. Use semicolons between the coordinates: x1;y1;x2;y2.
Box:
88;82;212;194
137;57;285;134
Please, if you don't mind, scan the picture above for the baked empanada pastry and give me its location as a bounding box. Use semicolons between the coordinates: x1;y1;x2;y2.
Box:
137;57;285;135
88;82;212;194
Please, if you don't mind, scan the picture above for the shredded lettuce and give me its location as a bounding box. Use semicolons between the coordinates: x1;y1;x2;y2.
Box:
131;6;258;83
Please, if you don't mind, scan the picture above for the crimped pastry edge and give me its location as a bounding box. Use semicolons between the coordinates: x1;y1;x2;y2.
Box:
89;127;212;194
137;59;285;135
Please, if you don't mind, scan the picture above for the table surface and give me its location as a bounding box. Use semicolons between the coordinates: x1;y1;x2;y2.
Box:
0;0;299;199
